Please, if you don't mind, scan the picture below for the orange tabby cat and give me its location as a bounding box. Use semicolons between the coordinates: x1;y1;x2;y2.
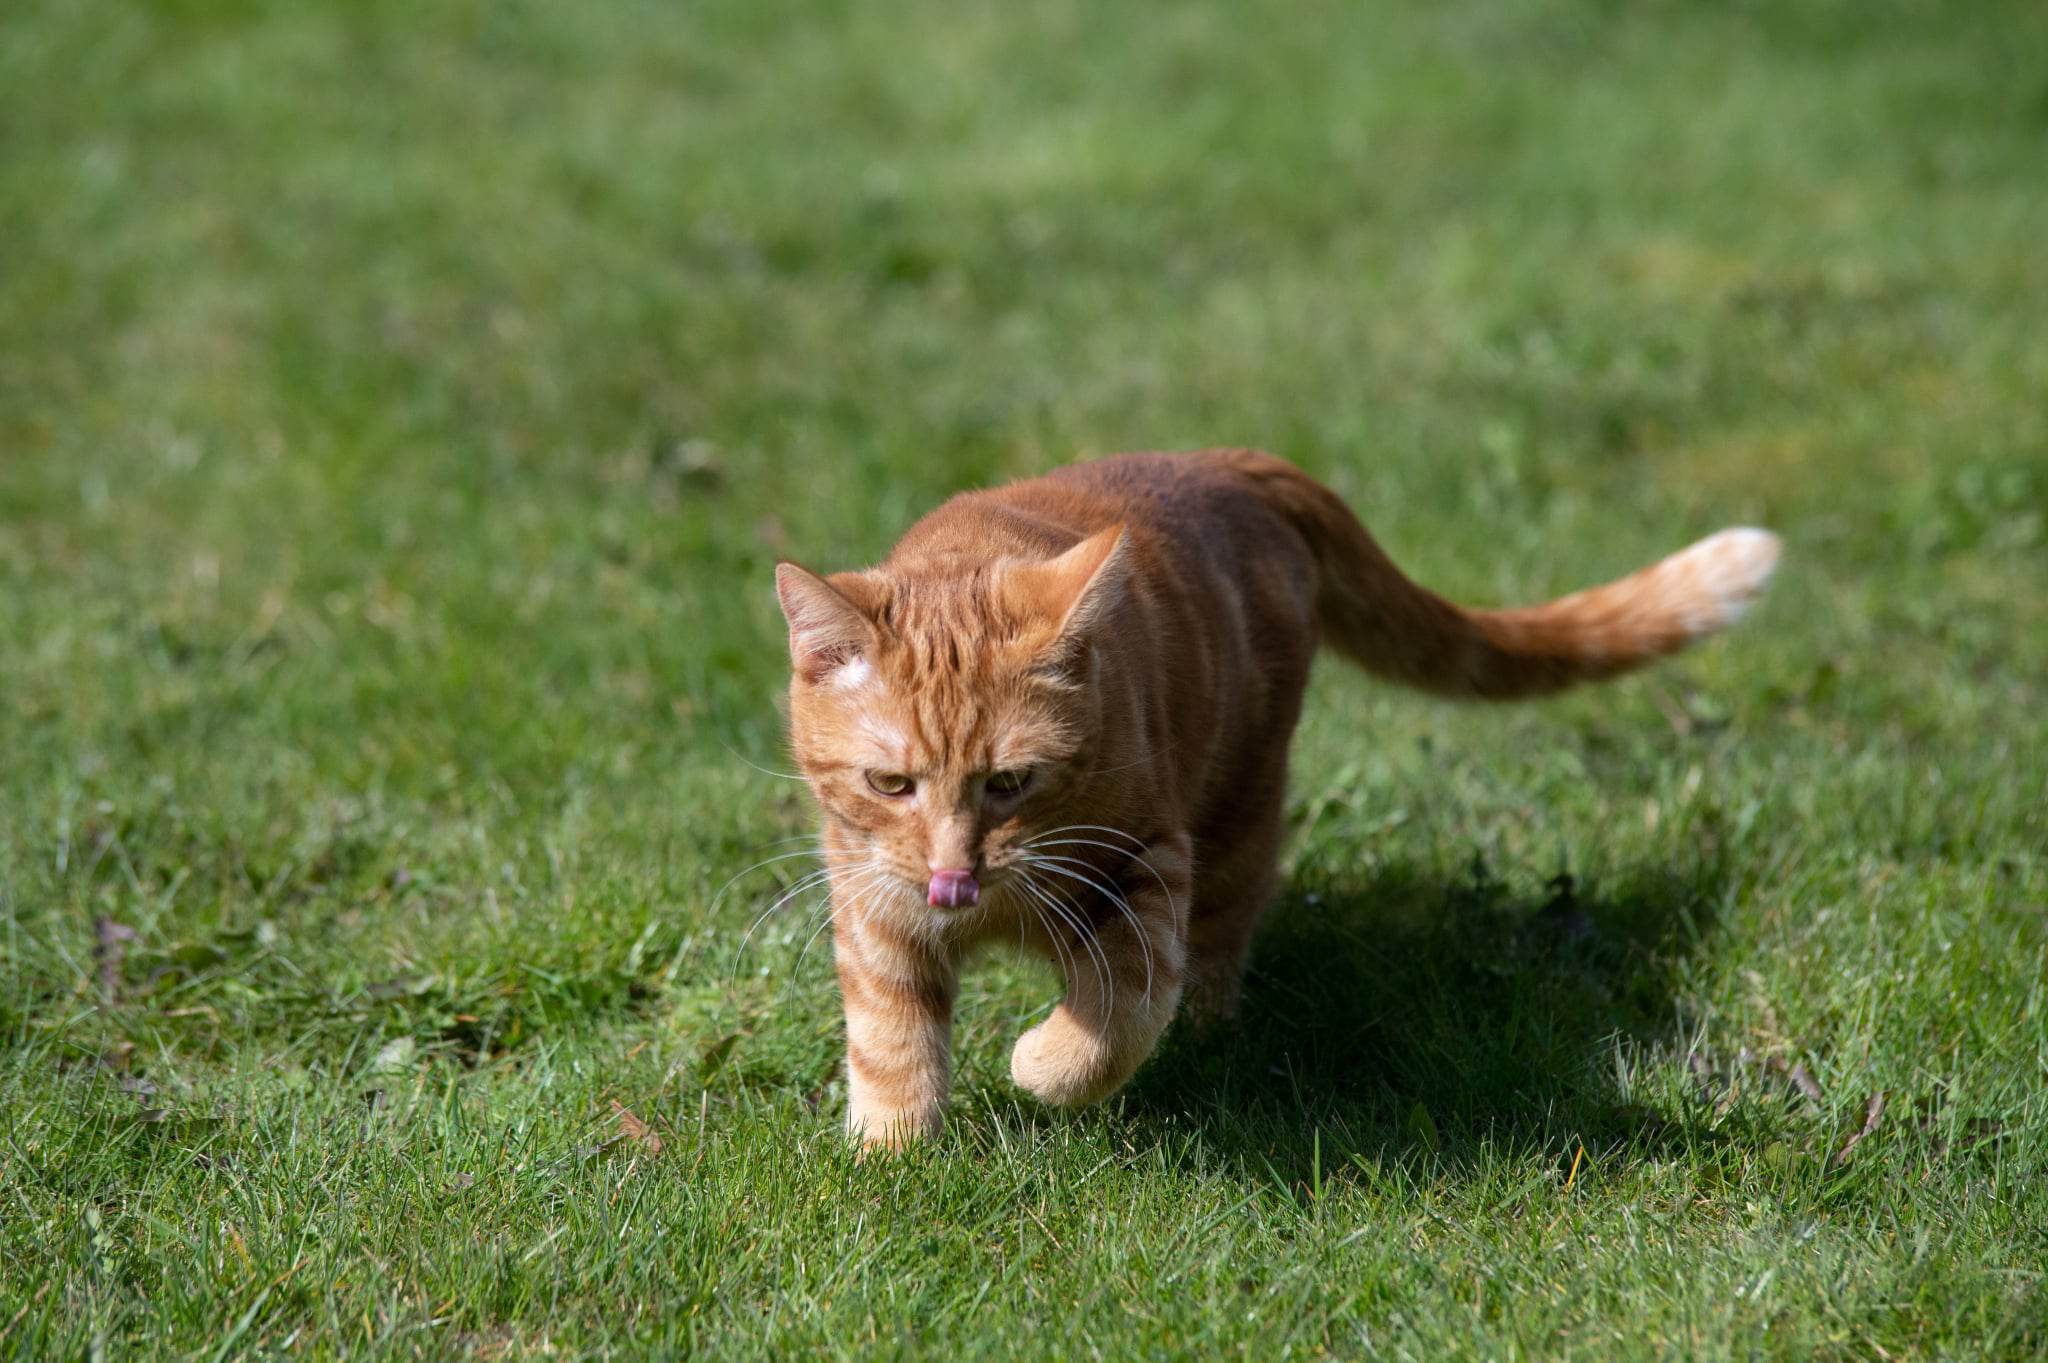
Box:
773;450;1778;1147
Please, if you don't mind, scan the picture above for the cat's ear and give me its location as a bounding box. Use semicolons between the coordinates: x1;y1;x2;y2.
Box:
774;563;881;683
1014;526;1131;668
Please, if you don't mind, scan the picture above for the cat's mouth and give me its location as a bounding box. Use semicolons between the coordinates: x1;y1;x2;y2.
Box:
897;863;1013;911
873;862;1022;911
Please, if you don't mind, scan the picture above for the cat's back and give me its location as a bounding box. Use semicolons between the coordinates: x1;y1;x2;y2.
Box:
1043;451;1319;599
890;446;1265;530
887;452;1320;644
895;451;1299;553
1039;450;1286;536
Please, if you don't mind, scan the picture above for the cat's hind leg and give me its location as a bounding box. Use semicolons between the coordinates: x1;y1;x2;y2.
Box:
1181;794;1287;1024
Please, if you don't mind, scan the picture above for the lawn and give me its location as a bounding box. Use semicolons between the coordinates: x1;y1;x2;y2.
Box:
4;0;2046;1357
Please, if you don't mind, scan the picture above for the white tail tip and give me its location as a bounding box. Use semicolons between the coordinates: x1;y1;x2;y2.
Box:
1669;526;1782;634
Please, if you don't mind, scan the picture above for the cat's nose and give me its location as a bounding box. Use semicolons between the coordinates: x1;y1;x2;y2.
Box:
927;867;980;908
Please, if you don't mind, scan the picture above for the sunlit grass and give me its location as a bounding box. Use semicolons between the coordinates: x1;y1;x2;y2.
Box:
3;0;2045;1357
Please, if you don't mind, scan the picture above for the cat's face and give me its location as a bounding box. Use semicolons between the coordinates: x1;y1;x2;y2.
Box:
774;529;1127;911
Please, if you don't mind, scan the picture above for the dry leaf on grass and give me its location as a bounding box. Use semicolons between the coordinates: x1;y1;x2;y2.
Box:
1765;1055;1826;1108
611;1101;663;1157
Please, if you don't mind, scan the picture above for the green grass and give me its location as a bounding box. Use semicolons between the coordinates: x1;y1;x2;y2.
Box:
4;0;2046;1356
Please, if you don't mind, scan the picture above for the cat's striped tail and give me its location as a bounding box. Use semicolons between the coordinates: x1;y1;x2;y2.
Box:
1217;449;1780;701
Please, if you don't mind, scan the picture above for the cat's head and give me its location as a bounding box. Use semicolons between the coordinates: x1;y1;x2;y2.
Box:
773;527;1129;912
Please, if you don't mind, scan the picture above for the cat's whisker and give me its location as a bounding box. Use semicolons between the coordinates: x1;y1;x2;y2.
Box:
1020;854;1154;1004
1015;867;1115;1011
788;896;844;983
1022;903;1069;997
728;867;838;984
1019;835;1179;922
826;863;897;919
729;872;834;969
770;855;897;982
1022;823;1181;911
1009;869;1079;980
1025;823;1149;852
740;866;835;933
1025;872;1122;1013
1012;883;1029;957
840;859;909;908
1080;746;1180;778
776;860;900;997
1023;828;1161;872
704;843;827;921
1018;853;1154;1005
768;894;840;1006
1014;874;1084;1005
1021;841;1171;908
720;740;810;783
661;835;824;985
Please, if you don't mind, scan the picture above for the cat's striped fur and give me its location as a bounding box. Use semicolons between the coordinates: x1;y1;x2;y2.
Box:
774;450;1778;1147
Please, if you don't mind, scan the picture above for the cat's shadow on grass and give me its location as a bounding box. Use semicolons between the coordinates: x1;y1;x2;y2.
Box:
1119;852;1730;1187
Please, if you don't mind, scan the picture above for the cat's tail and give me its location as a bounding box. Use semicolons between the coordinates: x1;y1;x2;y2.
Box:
1218;449;1780;700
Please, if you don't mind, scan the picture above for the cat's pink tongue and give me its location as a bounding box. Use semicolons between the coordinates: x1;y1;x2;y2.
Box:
927;868;980;908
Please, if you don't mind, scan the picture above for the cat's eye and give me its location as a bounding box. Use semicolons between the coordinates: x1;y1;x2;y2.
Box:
985;769;1033;797
866;771;913;797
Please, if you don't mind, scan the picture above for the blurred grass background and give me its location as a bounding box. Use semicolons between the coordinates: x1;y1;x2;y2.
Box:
3;0;2045;1357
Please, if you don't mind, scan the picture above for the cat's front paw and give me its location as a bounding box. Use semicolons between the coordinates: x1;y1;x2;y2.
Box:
846;1099;942;1152
1010;1016;1121;1108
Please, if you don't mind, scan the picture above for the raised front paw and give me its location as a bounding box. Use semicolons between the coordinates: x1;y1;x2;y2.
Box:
1009;1014;1126;1109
